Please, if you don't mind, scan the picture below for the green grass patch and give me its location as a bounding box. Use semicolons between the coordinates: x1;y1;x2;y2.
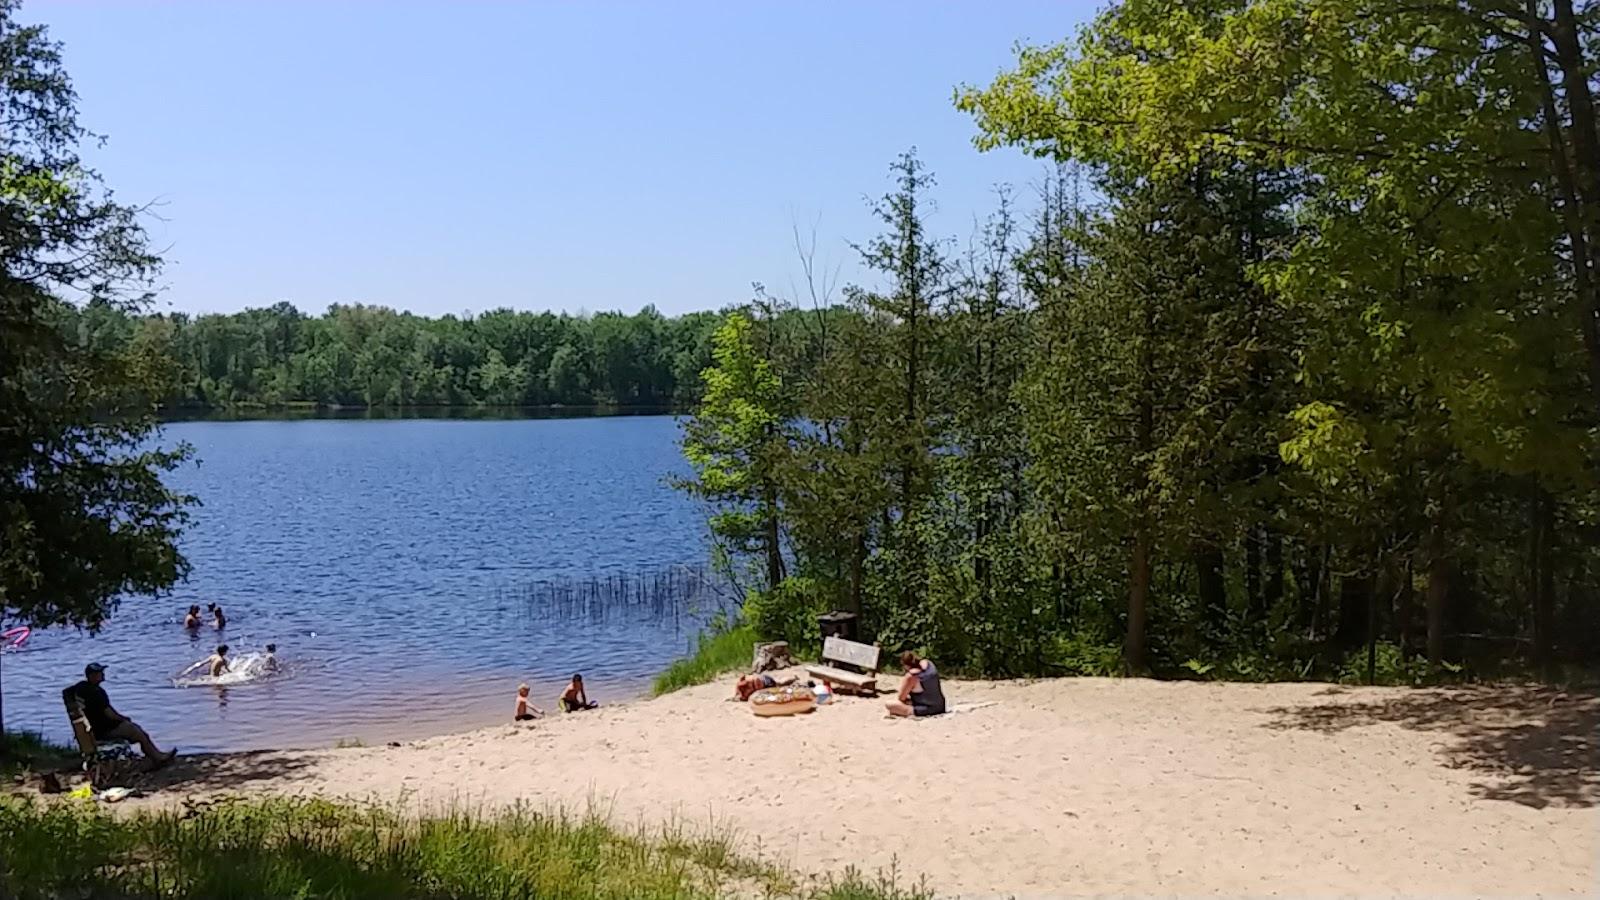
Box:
0;731;77;780
652;623;760;696
0;795;932;900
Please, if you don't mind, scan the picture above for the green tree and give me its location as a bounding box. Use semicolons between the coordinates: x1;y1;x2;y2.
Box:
0;0;194;741
677;311;788;590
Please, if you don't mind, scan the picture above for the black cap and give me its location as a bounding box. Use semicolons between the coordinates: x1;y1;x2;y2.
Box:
85;662;106;675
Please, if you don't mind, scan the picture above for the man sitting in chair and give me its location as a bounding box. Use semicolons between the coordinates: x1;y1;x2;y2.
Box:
66;662;176;769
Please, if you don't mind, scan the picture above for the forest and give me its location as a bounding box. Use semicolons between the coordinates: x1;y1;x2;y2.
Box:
56;301;727;410
677;0;1600;683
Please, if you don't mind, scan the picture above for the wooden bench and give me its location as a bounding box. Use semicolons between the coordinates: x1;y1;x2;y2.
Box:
804;636;880;695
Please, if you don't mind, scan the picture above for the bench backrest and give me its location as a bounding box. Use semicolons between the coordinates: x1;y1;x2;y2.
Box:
821;636;880;672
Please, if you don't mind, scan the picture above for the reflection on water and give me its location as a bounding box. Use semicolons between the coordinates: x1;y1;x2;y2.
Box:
0;416;716;753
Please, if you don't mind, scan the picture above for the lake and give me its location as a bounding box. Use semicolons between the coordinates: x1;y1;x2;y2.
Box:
0;415;725;753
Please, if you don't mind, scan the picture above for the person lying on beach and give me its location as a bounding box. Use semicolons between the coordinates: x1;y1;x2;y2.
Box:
181;645;230;678
514;683;545;721
734;672;797;701
183;605;202;629
68;663;177;769
208;603;227;629
559;674;598;712
886;651;945;718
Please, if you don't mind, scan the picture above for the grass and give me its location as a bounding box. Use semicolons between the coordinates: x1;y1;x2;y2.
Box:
0;731;77;780
652;623;761;696
0;795;934;900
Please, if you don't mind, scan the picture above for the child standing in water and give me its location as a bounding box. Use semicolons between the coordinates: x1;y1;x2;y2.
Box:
513;684;543;721
181;645;230;678
262;643;279;673
208;604;227;629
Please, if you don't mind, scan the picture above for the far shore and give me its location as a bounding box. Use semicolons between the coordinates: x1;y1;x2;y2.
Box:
115;675;1598;898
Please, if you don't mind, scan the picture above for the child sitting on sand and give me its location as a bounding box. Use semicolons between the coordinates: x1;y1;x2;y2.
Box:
514;683;544;721
559;674;598;712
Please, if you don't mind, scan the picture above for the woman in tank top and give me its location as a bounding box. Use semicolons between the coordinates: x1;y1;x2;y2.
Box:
886;650;945;718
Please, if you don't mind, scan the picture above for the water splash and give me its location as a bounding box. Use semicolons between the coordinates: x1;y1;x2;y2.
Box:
172;651;281;687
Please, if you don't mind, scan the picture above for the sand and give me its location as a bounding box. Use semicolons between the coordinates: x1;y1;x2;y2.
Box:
138;676;1597;898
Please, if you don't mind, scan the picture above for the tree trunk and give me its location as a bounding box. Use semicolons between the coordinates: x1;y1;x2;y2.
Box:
1533;490;1556;679
1396;560;1416;657
1127;528;1151;674
1264;531;1284;616
1195;544;1227;635
848;527;865;617
1333;570;1371;653
763;483;784;591
1245;528;1263;622
1301;544;1328;636
1426;529;1450;669
1548;0;1600;413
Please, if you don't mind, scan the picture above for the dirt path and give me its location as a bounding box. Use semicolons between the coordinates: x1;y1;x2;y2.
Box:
135;677;1598;897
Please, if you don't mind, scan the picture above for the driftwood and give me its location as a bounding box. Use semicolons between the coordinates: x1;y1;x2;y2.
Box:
752;641;796;672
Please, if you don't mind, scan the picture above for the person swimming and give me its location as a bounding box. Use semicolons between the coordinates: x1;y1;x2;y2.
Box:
514;683;544;721
262;643;279;673
181;644;230;679
183;605;201;629
208;603;227;629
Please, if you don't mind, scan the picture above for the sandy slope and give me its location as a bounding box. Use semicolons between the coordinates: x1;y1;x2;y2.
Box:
140;676;1597;898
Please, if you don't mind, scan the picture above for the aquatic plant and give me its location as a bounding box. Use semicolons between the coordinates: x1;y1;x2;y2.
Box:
505;564;737;627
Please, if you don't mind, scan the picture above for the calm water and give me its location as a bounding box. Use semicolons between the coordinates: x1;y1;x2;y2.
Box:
0;416;724;753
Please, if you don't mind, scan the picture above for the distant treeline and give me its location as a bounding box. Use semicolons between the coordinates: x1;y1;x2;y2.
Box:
55;301;743;410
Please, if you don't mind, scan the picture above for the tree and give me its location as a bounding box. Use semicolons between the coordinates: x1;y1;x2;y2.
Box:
0;0;194;743
677;311;789;590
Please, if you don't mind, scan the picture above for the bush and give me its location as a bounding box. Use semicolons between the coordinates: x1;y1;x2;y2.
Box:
1046;632;1124;676
1337;641;1437;686
0;796;931;900
652;621;758;696
745;576;832;650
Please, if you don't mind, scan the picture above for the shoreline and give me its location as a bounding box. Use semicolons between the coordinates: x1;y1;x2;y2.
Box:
113;674;1597;897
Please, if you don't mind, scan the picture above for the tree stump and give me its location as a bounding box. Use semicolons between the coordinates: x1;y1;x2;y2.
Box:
752;641;795;672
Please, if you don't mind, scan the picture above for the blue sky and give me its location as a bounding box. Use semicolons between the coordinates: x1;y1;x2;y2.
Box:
32;1;1094;318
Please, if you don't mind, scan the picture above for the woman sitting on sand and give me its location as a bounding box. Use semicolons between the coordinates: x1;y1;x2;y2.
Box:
559;674;598;712
734;672;795;701
886;651;945;718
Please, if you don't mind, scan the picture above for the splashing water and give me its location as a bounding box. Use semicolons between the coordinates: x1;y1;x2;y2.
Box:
172;651;281;687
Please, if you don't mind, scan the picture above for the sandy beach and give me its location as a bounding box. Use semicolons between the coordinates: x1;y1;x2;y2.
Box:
135;676;1597;898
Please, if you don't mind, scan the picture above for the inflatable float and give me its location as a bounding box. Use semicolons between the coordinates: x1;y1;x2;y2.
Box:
1;626;28;651
750;684;817;717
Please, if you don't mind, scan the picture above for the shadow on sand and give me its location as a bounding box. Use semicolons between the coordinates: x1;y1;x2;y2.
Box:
139;749;318;794
1261;684;1599;809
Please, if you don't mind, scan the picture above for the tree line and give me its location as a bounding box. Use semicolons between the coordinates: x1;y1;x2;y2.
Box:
680;1;1600;682
57;301;731;410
